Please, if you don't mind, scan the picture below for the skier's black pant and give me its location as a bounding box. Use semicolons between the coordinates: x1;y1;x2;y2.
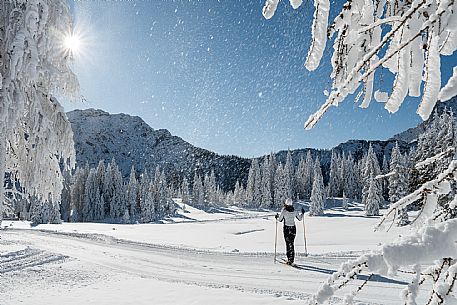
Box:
283;225;296;263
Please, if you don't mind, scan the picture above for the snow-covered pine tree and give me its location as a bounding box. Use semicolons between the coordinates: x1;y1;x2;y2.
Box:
362;144;381;213
203;173;210;206
413;109;456;187
82;169;98;222
0;0;79;225
103;162;114;218
139;171;153;223
342;192;348;210
60;169;72;222
260;157;273;208
341;153;357;199
29;196;42;226
284;150;294;199
328;150;341;198
209;170;217;205
381;155;390;202
127;166;138;220
95;161;106;217
70;165;89;222
246;159;261;207
389;143;410;225
274;163;286;208
268;152;277;204
122;208;130;224
365;173;381;216
155;170;168;219
295;156;306;200
233;180;244;206
181;177;190;209
309;157;325;216
304;150;314;199
192;172;204;208
109;158;124;220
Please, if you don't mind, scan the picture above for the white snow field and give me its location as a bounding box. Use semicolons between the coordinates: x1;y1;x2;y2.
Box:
1;201;417;305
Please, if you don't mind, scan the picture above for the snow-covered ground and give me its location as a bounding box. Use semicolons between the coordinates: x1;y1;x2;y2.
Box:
1;202;416;304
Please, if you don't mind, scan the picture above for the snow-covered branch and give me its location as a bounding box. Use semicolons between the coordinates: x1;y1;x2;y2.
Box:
415;148;455;169
262;0;457;129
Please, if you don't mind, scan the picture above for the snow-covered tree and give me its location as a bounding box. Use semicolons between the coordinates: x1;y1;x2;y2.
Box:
83;169;99;222
381;155;390;202
60;170;72;222
152;167;168;219
126;166;138;220
110;159;124;220
342;192;348;210
274;163;286;208
389;143;410;225
204;170;217;206
365;174;381;216
268;152;277;203
139;171;153;223
192;172;204;208
283;150;294;199
341;154;357;199
303;150;314;199
362;144;381;213
0;0;79;225
246;159;261;207
181;177;190;209
70;165;89;222
263;0;457;130
413;109;456;186
260;157;273;208
295;157;306;199
309;158;325;216
328;150;341;198
233;180;245;206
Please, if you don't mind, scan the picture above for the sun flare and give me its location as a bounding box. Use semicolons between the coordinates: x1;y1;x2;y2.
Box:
64;34;81;54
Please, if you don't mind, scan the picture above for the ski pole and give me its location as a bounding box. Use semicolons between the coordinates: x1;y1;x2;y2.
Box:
274;217;278;263
303;216;308;257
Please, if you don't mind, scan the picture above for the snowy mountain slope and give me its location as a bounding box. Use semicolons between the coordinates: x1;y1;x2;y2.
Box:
67;109;250;189
68;108;411;189
391;96;457;143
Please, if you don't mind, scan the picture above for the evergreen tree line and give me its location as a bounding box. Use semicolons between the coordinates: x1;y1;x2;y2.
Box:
9;109;456;223
364;108;457;221
59;158;177;224
225;108;456;219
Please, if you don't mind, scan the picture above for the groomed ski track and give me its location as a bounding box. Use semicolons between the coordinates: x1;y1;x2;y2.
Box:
1;228;407;304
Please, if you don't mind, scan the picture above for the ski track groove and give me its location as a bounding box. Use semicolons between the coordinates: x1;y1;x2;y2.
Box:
0;247;69;274
1;228;406;304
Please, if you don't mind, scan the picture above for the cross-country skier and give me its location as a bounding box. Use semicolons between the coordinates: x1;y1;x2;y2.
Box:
275;198;305;265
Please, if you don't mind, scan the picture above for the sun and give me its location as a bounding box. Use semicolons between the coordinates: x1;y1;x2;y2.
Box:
64;34;81;55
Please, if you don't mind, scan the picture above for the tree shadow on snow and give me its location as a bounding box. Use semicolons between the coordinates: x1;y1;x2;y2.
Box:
319;212;381;219
294;264;407;285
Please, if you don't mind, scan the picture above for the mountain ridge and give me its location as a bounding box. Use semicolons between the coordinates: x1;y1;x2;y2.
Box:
67;99;456;189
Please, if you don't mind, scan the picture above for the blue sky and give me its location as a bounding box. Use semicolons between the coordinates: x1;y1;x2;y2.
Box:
64;0;456;158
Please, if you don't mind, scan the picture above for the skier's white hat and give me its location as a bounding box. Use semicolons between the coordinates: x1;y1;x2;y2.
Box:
285;198;293;206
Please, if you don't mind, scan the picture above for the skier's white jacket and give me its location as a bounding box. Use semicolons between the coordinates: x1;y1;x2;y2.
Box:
278;207;303;227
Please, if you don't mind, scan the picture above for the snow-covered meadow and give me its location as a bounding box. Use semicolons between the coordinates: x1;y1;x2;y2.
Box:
1;201;415;305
